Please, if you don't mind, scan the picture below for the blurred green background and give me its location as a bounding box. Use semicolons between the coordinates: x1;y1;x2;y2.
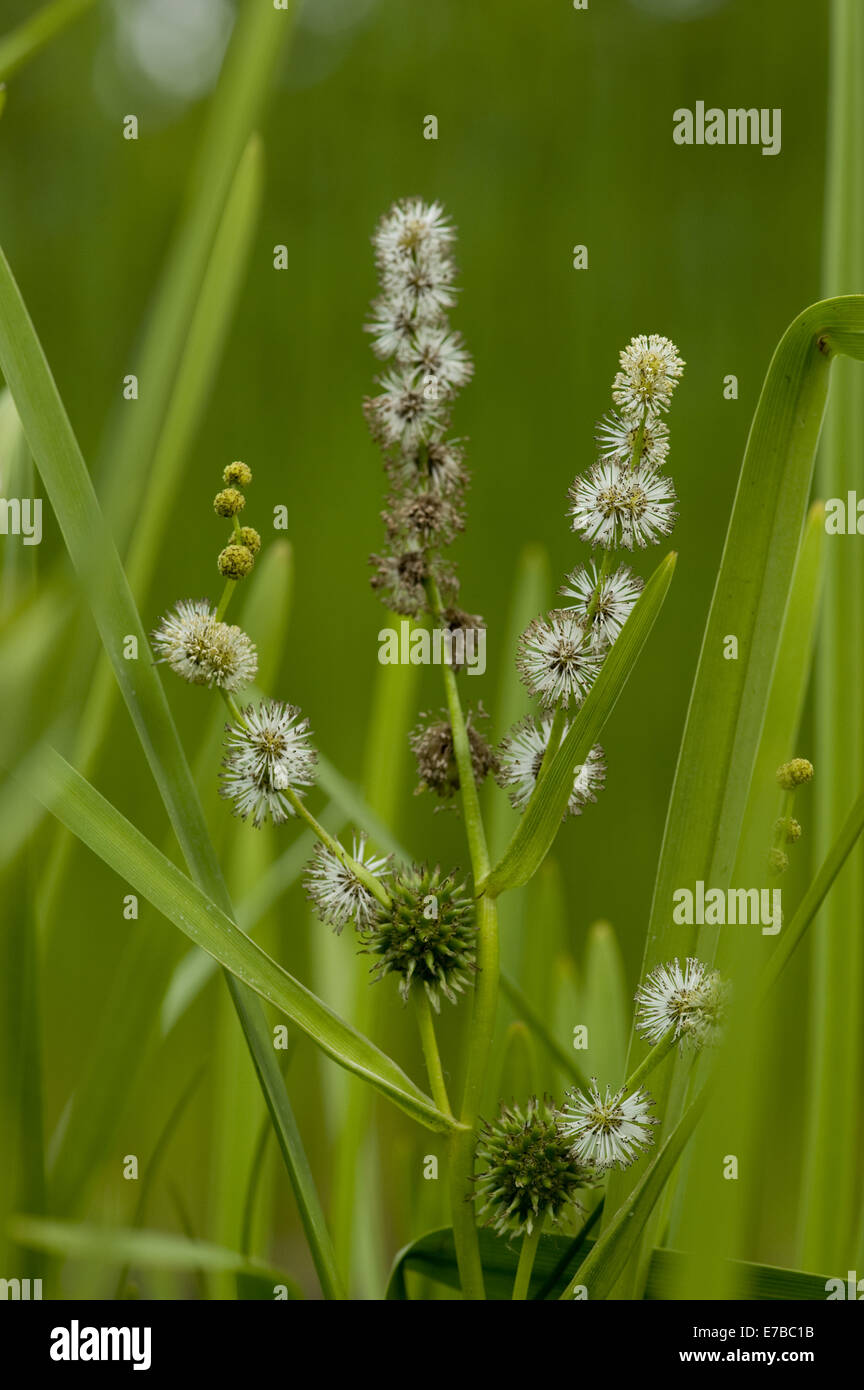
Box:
0;0;833;1295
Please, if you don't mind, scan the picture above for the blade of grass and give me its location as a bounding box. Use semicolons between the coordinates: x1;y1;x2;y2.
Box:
0;241;347;1296
24;743;454;1136
9;1216;301;1294
0;0;97;82
803;0;864;1272
605;294;864;1294
481;551;677;896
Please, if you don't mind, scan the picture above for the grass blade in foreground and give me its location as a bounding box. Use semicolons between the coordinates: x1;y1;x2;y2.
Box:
481;551;676;896
605;294;864;1293
0;0;96;82
25;744;453;1136
0;241;346;1296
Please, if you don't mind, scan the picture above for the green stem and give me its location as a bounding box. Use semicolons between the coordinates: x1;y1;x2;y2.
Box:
0;0;96;83
413;986;453;1119
428;577;499;1299
512;1218;544;1300
622;1028;678;1096
215;579;236;621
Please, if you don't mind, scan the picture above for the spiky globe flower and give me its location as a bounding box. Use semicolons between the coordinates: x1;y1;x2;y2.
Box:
220;700;317;828
362;864;475;1010
558;1080;658;1170
474;1097;598;1238
224;461;252;487
776;758;814;790
152;599;258;691
495;715;605;819
612;334;685;419
213;486;246;517
568;459;677;550
768;847;789;876
235;525;261;555
596;410;670;469
560;561;643;649
634;957;730;1051
776;816;801;844
305;834;390;934
516;610;604;707
218;543;255;579
409;708;497;799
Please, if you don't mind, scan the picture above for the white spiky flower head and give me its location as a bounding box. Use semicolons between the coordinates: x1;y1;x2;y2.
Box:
152;599;258;691
496;715;605;819
560;561;643;649
220;699;317;828
373;197;456;268
596;410;670;469
635;957;730;1050
364;368;448;450
558;1079;658;1170
568;459;677;550
517;610;604;708
305;834;390;934
401;324;474;393
612;334;684;419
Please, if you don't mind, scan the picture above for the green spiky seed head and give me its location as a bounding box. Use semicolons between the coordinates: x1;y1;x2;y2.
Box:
776;758;814;790
235;526;262;555
767;847;789;876
362;863;476;1010
218;544;254;579
213;487;246;518
224;461;252;487
775;816;801;844
474;1096;597;1238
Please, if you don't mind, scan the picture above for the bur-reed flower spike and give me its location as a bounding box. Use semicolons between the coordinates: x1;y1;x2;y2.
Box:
474;1097;597;1238
305;834;391;934
218;543;255;579
776;757;814;789
220;699;317;828
235;526;261;555
568;459;677;550
558;1079;658;1170
223;461;252;487
596;410;670;469
516;610;605;707
496;715;605;817
612;334;685;419
365;197;472;619
213;486;246;517
560;560;643;648
410;708;497;799
363;864;476;1010
634;957;729;1051
152;599;258;691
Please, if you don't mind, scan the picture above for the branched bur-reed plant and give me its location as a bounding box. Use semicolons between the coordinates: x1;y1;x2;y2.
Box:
150;198;704;1298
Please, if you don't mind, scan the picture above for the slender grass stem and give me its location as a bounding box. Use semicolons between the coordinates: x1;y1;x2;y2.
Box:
536;704;566;782
0;0;96;83
215;580;236;621
427;577;499;1299
413;986;454;1120
512;1218;544;1300
622;1029;677;1096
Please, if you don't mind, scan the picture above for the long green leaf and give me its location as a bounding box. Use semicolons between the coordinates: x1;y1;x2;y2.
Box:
8;1216;301;1296
25;744;453;1136
0;0;97;82
384;1223;829;1301
606;294;864;1290
481;551;676;896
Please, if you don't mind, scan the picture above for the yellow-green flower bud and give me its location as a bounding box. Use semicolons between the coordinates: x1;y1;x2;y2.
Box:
218;544;254;579
767;847;789;876
775;816;801;844
235;525;262;556
214;487;246;518
776;758;814;790
223;461;252;487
